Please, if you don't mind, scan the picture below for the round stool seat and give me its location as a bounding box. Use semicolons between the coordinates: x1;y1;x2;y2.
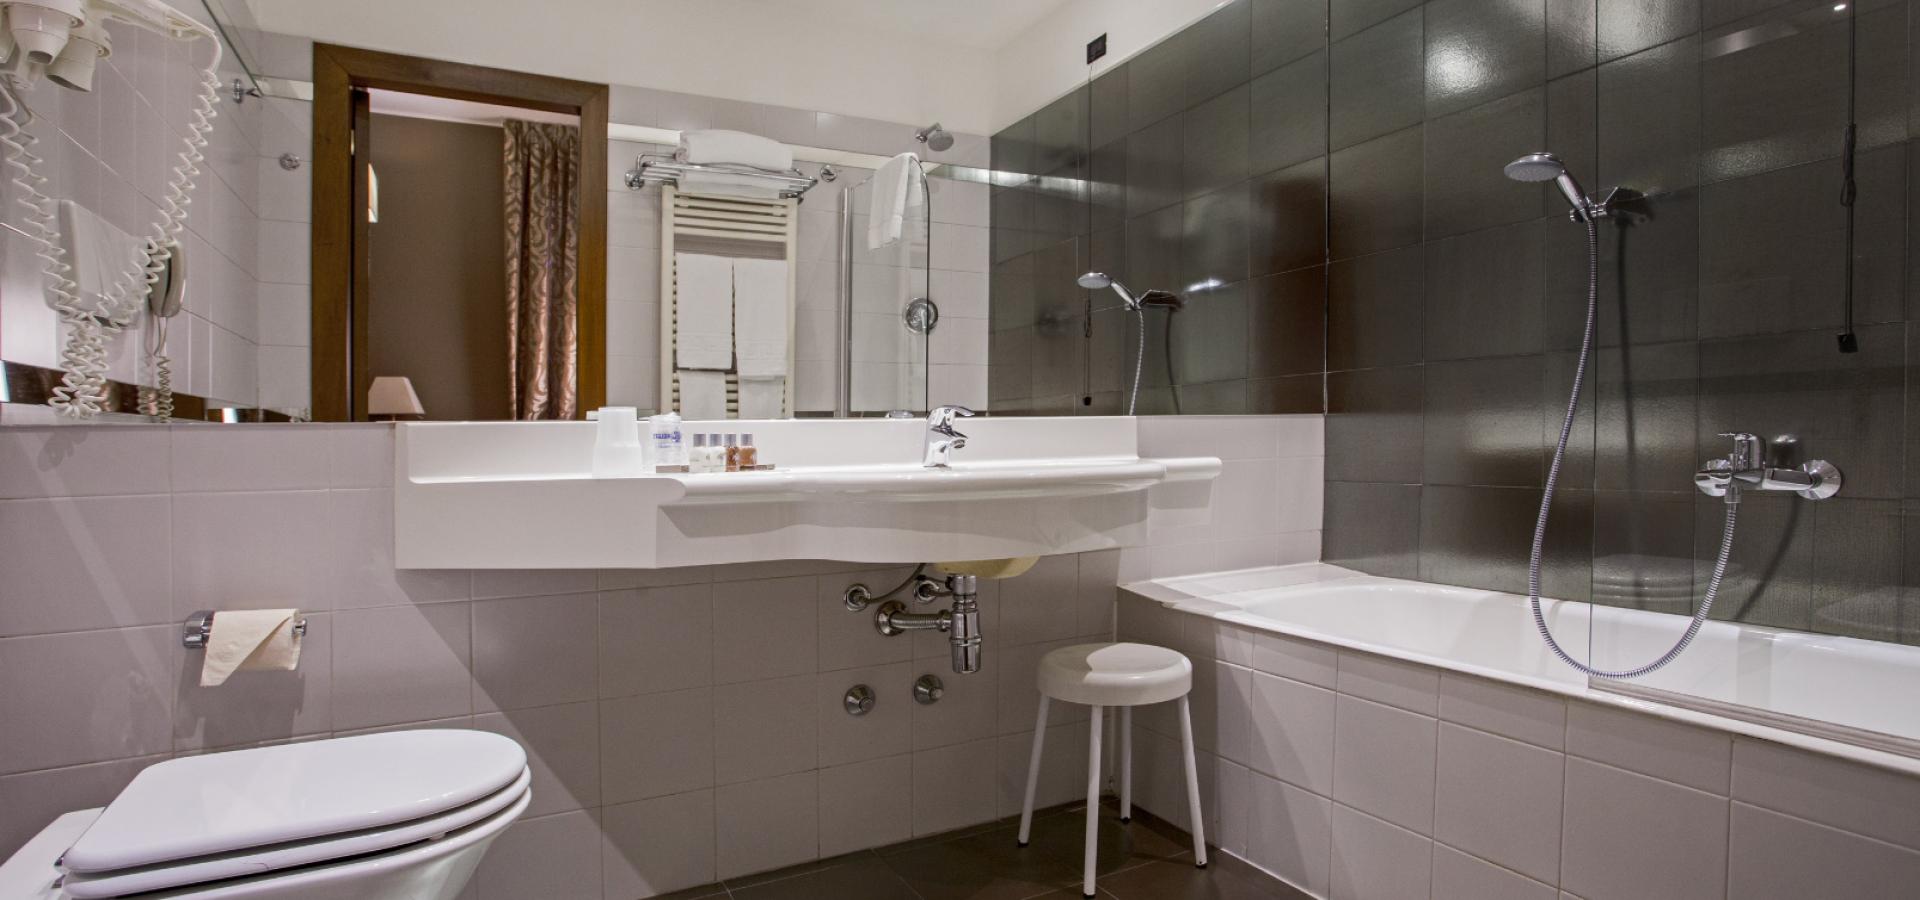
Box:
1036;642;1192;708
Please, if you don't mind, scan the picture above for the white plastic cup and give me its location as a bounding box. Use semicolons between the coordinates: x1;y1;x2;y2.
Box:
592;406;648;477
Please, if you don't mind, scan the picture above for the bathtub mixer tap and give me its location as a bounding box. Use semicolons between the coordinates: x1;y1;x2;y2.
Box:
1694;432;1842;503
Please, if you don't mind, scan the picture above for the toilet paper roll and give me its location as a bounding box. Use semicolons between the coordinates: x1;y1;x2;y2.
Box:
199;609;303;687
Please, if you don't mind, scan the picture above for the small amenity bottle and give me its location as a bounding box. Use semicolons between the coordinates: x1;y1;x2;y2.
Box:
724;434;740;472
738;433;758;469
688;433;710;472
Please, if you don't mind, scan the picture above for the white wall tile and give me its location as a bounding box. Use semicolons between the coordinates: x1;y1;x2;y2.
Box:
996;638;1093;737
602;790;716;899
1567;700;1730;795
1336;649;1439;716
471;569;597;601
171;425;328;491
1433;842;1556;900
0;626;175;774
1433;723;1564;885
1560;758;1729;900
330;603;472;731
0;426;169;499
476;810;603;900
909;650;998;751
1330;804;1433;900
1246;770;1332;897
598;585;714;697
174;611;331;751
911;736;999;836
600;688;714;804
0;496;173;636
1730;737;1920;851
171;489;332;616
1243;670;1335;793
994;720;1091;818
1250;632;1338;688
816;568;915;671
0;754;167;860
997;553;1080;644
712;576;818;683
1438;672;1566;751
329;488;471;609
474;701;601;818
716;771;818;880
714;674;817;784
473;593;598;712
817;662;911;767
1727;801;1920;900
819;754;912;857
1332;695;1437;835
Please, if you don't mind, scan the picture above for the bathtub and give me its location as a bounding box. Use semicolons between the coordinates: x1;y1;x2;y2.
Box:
1123;562;1920;776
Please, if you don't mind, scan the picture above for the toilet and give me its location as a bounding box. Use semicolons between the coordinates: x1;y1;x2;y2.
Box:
0;730;529;900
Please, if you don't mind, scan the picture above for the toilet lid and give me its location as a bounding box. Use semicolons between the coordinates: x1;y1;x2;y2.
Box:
61;730;527;875
58;767;530;899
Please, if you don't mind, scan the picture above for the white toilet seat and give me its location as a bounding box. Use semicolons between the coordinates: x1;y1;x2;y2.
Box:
60;768;531;899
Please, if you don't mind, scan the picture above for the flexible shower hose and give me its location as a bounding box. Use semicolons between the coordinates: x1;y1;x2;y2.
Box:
1127;307;1145;415
1529;218;1738;679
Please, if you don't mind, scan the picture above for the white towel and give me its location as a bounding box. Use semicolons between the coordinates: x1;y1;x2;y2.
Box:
678;129;793;172
675;252;733;370
199;609;303;687
678;171;787;201
738;376;785;419
678;370;729;420
867;152;924;250
732;258;789;378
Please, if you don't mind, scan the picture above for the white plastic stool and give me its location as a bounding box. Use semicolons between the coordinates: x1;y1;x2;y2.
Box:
1016;642;1206;897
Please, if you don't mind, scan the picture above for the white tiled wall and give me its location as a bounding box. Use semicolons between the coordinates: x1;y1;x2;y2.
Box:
1118;598;1920;900
0;21;311;413
0;413;1321;897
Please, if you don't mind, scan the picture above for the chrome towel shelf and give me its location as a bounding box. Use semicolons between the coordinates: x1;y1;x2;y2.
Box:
624;154;818;199
182;610;307;649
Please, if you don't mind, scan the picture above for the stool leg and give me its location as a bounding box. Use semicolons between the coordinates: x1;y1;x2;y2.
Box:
1017;696;1050;847
1083;705;1103;898
1119;705;1132;823
1177;696;1208;868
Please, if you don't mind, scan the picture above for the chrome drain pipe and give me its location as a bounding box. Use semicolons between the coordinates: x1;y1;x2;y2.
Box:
868;573;981;674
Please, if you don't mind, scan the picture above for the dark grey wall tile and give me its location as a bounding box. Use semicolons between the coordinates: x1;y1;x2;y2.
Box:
1181;0;1253;104
989;327;1034;401
1420;485;1592;598
990;253;1035;329
1547;0;1598;77
1250;158;1327;277
1126;114;1185;218
1424;0;1548;119
1251;51;1329;176
1546;70;1599;205
1090;141;1128;235
1173;378;1253;414
1034;87;1089;175
1325;481;1423;577
1030;163;1089;245
1424;88;1549;239
1091;65;1130;150
1087;306;1130;395
1424;355;1549;487
1593;491;1696;615
1696;323;1905;499
1253;0;1330;75
1125;204;1185;293
1595;340;1700;493
1329;126;1425;258
1251;374;1326;412
1327;364;1427;482
1171;281;1251;386
1598;0;1700;63
1330;8;1426;150
1542;189;1700;349
1128;37;1189;133
1424;220;1546;361
1597;35;1702;194
1329;247;1425;371
991;115;1036;181
1543;348;1598;489
991;187;1032;264
1181;184;1252;289
1696;492;1813;631
1332;0;1425;41
1810;498;1904;642
1184;84;1251;200
1250;266;1329;378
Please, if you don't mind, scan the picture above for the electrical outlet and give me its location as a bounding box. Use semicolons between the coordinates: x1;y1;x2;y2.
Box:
1087;33;1107;64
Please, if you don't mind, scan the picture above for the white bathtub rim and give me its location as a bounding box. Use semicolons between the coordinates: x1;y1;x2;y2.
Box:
1123;563;1920;779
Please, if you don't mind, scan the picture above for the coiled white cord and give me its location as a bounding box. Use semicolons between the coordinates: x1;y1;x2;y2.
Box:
0;29;221;418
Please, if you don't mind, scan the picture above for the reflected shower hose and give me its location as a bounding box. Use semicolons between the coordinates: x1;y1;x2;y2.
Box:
1128;307;1144;415
1529;219;1738;679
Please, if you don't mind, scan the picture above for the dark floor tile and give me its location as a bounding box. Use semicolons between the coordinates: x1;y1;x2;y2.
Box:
1181;0;1253;105
1252;0;1329;75
1424;88;1549;240
731;854;919;900
1250;53;1328;177
1181;186;1252;290
1127;115;1185;219
879;826;1083;900
1097;858;1295;900
1249;158;1327;278
1548;0;1598;77
1328;126;1424;259
1324;481;1423;578
1129;37;1189;133
1016;807;1193;876
1592;490;1696;614
1328;247;1424;371
1424;355;1549;487
1329;8;1424;151
1326;365;1426;482
1332;0;1424;41
1597;35;1702;195
1424;0;1548;119
1185;85;1251;201
1598;0;1701;63
644;884;730;900
1248;267;1327;379
1423;220;1545;361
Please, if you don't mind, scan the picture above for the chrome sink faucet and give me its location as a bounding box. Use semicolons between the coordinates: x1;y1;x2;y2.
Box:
1694;432;1842;503
923;405;974;468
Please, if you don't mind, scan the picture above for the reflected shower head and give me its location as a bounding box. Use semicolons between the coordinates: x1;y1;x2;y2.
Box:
915;122;955;152
1078;271;1138;309
1505;151;1597;222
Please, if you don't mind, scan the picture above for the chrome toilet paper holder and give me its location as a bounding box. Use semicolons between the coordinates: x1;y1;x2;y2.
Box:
182;610;308;649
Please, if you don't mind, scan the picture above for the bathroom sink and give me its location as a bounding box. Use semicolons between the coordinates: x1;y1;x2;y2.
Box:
393;419;1220;569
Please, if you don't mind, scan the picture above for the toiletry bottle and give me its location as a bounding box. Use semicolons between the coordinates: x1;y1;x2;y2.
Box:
739;433;758;469
702;433;722;472
724;433;740;472
689;433;708;472
649;412;685;469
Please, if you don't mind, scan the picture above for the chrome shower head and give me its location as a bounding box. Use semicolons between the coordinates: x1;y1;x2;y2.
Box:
1078;271;1139;309
1505;151;1597;222
915;122;954;152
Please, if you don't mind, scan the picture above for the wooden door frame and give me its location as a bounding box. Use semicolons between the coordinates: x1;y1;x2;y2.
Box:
309;43;609;421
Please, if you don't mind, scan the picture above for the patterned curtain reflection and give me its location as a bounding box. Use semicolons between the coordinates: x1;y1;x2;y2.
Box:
503;119;580;419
